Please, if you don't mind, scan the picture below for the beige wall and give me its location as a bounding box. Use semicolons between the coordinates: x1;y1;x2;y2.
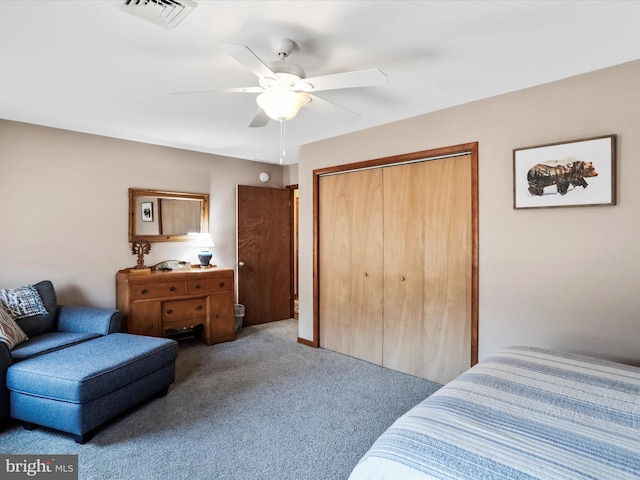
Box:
2;59;639;369
0;121;285;308
284;163;298;187
297;60;640;366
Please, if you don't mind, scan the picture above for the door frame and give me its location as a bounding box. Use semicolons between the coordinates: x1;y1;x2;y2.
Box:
287;184;299;319
312;142;479;366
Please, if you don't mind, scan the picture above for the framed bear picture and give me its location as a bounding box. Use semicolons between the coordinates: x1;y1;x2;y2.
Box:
513;134;616;209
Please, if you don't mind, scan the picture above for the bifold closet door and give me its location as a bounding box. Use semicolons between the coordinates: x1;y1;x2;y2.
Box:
319;168;384;364
383;154;472;384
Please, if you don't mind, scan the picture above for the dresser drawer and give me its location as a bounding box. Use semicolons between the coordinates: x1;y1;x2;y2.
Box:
186;274;233;295
162;297;207;322
130;281;185;300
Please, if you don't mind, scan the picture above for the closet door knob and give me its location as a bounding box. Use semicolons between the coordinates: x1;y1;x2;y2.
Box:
400;276;406;281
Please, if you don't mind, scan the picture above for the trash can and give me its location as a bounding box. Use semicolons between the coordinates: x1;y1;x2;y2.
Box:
234;304;245;333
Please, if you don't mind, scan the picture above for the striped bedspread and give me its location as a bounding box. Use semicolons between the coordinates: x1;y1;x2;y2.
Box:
349;346;640;480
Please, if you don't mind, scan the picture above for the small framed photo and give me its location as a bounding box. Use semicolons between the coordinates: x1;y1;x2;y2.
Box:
513;134;616;209
141;201;154;222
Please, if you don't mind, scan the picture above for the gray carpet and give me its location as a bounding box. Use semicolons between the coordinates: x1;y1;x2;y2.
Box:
0;319;441;480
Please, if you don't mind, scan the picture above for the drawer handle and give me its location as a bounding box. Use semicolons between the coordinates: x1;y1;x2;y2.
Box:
141;289;149;295
169;286;177;292
195;284;202;289
166;309;173;315
219;282;225;287
196;305;203;311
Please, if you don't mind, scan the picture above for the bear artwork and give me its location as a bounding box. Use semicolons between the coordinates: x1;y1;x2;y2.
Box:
527;158;598;196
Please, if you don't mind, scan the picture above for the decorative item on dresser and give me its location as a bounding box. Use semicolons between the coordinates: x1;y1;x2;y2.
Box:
131;238;151;271
116;267;235;346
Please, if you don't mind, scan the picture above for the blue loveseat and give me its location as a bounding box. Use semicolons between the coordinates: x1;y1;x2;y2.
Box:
1;280;178;443
0;280;122;427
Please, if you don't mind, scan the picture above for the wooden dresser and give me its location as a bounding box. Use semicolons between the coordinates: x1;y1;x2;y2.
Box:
116;267;235;345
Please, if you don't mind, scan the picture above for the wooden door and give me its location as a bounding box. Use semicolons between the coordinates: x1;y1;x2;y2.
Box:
383;154;472;384
237;185;291;326
319;169;384;364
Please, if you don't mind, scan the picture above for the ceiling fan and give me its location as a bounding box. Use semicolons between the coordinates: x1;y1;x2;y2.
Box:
173;38;388;128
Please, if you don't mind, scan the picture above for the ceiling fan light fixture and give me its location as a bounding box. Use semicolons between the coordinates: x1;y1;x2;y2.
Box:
256;88;307;121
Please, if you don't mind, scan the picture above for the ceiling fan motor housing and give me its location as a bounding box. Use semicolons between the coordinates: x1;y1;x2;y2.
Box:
266;38;307;86
263;60;306;86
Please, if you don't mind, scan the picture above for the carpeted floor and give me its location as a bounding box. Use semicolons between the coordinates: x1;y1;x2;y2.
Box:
0;319;441;480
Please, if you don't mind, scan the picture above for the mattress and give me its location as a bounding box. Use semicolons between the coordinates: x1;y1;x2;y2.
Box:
349;346;640;480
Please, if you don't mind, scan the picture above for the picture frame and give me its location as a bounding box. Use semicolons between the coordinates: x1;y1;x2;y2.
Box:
141;201;154;222
513;134;616;209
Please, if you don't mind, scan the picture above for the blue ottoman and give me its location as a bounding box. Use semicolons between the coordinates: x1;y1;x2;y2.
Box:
6;333;178;443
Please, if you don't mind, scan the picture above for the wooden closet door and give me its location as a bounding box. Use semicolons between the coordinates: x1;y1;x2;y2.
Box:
319;169;384;364
383;154;472;384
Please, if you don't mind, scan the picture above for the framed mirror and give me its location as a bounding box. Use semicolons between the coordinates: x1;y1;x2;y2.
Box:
128;188;209;242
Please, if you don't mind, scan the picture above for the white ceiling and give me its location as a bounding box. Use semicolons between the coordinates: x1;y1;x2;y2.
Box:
2;1;640;165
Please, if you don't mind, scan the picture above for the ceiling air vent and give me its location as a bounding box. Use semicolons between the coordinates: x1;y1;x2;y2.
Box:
122;0;197;29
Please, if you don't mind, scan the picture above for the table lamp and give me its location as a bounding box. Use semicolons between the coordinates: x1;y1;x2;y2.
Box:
189;233;215;268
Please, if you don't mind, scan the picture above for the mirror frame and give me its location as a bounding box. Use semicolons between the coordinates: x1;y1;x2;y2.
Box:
128;188;210;242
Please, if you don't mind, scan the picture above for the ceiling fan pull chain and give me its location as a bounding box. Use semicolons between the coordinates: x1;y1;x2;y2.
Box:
279;119;286;165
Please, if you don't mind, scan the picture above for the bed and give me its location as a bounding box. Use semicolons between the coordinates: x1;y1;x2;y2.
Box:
349;346;640;480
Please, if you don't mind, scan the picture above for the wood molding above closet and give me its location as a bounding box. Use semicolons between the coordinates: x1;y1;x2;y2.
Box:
312;142;478;384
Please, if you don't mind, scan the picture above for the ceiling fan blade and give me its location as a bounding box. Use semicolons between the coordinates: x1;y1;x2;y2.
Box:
248;108;271;128
168;86;264;94
219;44;278;80
215;86;265;93
295;68;387;93
305;94;361;123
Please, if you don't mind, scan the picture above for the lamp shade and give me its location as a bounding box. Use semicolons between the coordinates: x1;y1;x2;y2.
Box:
188;232;214;248
256;88;307;121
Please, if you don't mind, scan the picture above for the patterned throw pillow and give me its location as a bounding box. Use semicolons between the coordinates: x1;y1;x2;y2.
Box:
0;305;29;349
0;285;48;319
